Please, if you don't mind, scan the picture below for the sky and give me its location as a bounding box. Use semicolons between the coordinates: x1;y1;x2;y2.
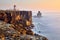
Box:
0;0;60;12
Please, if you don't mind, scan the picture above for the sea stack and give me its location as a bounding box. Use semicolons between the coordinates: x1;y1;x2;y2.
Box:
37;11;42;17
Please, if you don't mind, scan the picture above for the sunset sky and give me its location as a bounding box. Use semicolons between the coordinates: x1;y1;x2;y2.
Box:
0;0;60;12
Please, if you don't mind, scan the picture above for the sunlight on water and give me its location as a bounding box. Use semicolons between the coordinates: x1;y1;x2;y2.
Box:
32;13;60;40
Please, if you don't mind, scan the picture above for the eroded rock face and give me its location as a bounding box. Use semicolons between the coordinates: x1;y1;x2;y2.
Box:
0;10;48;40
0;10;34;35
0;21;48;40
0;21;18;35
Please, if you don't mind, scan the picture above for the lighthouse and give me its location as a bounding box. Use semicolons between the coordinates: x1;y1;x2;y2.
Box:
14;5;16;10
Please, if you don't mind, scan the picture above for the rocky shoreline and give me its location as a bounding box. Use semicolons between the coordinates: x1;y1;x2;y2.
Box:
3;34;48;40
0;21;48;40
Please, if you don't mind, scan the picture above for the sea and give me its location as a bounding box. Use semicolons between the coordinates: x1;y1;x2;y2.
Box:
32;12;60;40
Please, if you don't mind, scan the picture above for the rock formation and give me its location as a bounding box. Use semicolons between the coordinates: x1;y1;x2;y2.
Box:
37;11;42;17
0;10;48;40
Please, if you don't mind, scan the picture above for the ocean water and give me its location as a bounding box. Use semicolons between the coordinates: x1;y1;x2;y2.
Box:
32;13;60;40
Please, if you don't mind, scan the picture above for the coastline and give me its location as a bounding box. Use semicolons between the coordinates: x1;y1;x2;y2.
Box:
0;21;48;40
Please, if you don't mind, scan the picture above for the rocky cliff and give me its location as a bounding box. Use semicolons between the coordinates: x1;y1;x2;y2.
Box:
0;10;48;40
